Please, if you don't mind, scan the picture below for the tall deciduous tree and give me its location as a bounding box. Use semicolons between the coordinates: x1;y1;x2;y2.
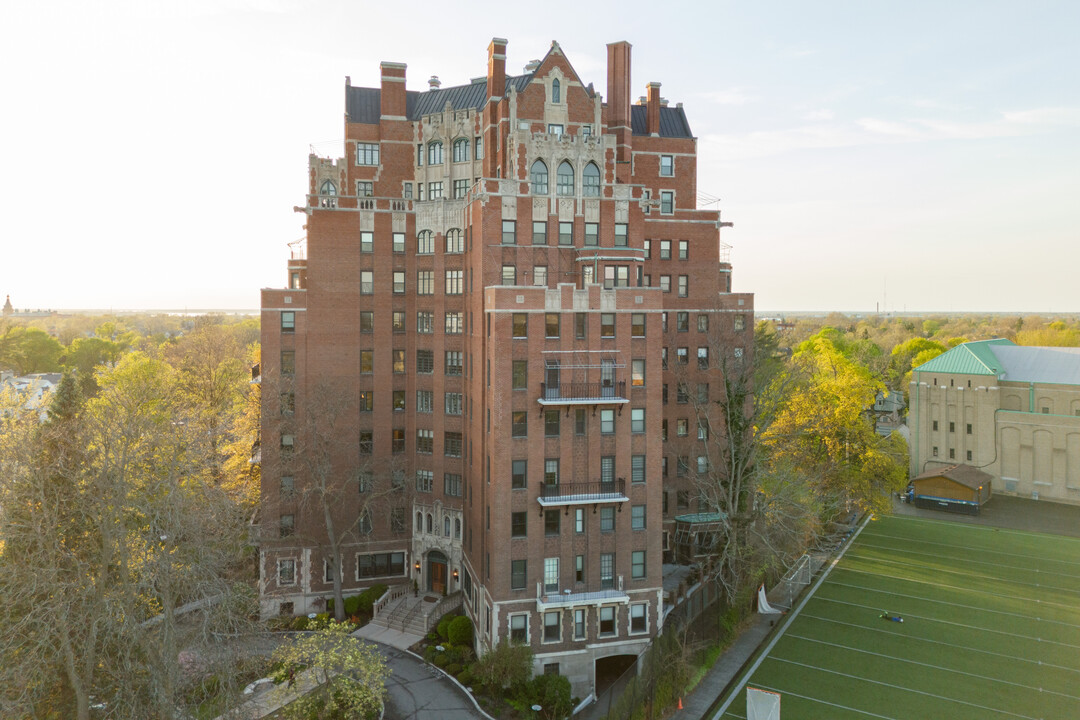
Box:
0;353;254;720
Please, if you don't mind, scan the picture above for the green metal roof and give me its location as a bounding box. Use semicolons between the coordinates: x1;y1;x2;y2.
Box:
913;339;1015;376
674;512;726;524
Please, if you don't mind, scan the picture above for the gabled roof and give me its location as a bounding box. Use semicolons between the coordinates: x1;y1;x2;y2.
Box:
913;339;1014;376
630;105;693;138
346;75;534;125
913;464;992;491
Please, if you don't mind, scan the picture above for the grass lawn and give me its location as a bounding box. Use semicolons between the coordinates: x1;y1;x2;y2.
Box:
718;514;1080;719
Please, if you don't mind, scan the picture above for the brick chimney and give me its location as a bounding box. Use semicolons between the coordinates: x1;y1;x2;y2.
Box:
646;82;661;136
487;38;507;100
606;41;631;131
380;62;407;118
606;41;632;182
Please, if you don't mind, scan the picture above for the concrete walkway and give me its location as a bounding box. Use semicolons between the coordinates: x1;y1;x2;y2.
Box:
352;621;425;651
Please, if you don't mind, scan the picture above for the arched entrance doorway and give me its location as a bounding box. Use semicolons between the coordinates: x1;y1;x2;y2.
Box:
427;550;448;594
595;654;638;697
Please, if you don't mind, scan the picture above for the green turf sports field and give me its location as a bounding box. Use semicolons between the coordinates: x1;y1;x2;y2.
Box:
717;514;1080;719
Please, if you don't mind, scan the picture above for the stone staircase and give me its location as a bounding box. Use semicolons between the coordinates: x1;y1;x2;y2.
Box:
370;590;463;638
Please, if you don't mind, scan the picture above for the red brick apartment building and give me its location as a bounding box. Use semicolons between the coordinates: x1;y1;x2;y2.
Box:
258;38;753;694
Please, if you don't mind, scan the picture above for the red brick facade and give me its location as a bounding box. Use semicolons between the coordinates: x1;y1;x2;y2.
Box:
258;38;753;695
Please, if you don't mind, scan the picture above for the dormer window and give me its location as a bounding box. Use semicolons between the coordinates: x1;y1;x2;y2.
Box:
552;78;560;103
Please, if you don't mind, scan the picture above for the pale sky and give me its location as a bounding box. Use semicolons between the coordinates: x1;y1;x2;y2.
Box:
2;1;1077;313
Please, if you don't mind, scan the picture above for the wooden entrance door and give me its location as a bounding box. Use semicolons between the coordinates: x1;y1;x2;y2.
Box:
430;560;447;594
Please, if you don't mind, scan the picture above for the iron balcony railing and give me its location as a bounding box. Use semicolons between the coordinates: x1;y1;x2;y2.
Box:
537;479;627;506
538;380;627;404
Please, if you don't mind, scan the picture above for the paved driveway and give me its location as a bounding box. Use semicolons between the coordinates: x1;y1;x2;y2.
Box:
379;645;488;720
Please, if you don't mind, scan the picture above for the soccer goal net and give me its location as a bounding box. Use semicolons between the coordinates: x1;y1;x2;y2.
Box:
747;687;781;720
769;554;814;610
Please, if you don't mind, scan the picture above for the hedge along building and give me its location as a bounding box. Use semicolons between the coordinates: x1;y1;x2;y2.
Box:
909;339;1080;505
257;38;753;696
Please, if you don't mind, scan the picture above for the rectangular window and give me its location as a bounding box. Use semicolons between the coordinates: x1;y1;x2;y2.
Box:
445;270;463;294
391;428;405;453
533;266;547;286
660;154;673;176
510;511;527;538
631;358;645;387
512;360;527;389
392;232;405;253
510;613;528;643
677;347;688;365
427;182;443;199
614;223;628;247
632;550;646;579
949;421;956;433
678;275;688;297
677;418;688;437
598;606;616;636
697;383;709;403
660;275;671;293
392;311;405;332
444;473;462;497
600;409;615;434
559;221;573;245
544;611;560;642
360;350;373;374
281;350;295;374
679;240;688;260
698;314;709;332
356;181;373;198
417;429;433;454
444;392;462;415
280;475;294;499
392;390;405;411
358;431;372;454
453;179;468;199
356;552;405;579
575;408;586;435
417;311;433;333
545;409;560;437
600;507;615;532
502;264;516;285
631;454;645;484
544;509;561;537
967;423;973;434
281;311;295;332
660;191;674;214
574;608;586;639
359;270;373;294
532;221;547;245
417;271;434;295
601;313;615;338
502;220;516;244
278;559;296;585
631;408;645;433
512;313;528;337
544;458;559;486
630;603;647;633
445;312;463;334
677;312;689;332
393;271;405;294
545;313;560;338
512;411;528;438
445;351;462;375
575;508;584;533
416;470;433;493
584;222;599;246
444;432;462;457
511;559;526;590
512;459;527;489
697;347;709;369
575;313;587;339
279;513;294;538
392;349;405;373
356;142;379;166
544;558;560;592
660;240;671;260
600;553;614;589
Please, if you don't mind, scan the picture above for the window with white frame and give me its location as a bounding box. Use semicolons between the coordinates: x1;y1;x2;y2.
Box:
510;613;528;643
574;608;586;639
360;231;373;253
544;557;559;593
600;552;614;589
600;409;615;434
598;606;616;636
357;181;373;197
660;154;673;176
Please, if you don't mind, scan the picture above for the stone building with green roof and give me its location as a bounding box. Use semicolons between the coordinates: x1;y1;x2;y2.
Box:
910;339;1080;505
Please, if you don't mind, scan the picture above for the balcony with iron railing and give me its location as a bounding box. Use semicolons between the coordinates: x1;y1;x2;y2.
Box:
536;577;628;611
537;479;628;507
538;380;627;405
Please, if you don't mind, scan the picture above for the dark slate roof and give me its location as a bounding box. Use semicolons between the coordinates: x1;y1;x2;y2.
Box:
630;105;693;138
347;74;534;124
913;464;993;491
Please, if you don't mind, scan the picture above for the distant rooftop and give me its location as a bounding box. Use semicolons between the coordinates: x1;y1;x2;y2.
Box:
914;339;1080;386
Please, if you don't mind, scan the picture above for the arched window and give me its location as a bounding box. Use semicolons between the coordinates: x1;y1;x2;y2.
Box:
557;161;575;196
530;159;549;195
427;141;443;165
444;516;451;537
552;79;560;103
417;230;434;254
445;228;463;253
453;138;469;163
319;180;337;196
426;513;433;533
416;512;423;532
583;162;600;197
